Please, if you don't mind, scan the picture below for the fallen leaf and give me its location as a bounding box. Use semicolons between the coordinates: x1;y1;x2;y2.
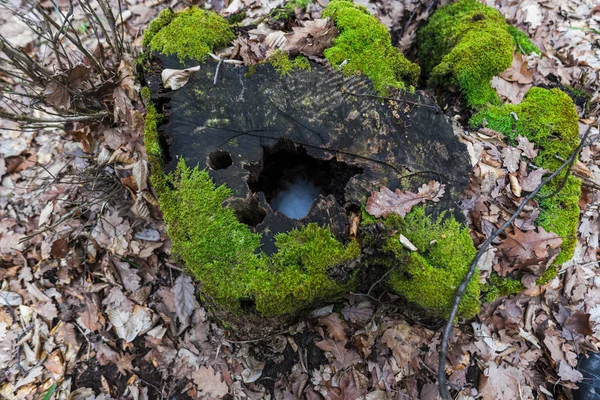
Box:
499;227;562;263
558;361;583;383
564;311;594;337
172;275;199;328
161;66;201;90
318;313;347;341
315;339;362;369
502;147;522;173
44;80;70;110
0;291;23;306
116;352;136;375
341;301;374;324
381;323;427;368
109;305;152;343
284;18;338;57
516;135;538;159
521;168;548;192
366;181;445;218
192;365;229;398
113;260;141;292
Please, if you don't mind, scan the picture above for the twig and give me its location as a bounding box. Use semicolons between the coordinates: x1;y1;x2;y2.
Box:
367;266;398;298
437;127;594;399
214;59;223;85
0;110;108;123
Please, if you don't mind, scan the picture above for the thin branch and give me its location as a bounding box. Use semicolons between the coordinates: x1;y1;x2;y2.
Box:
0;110;108;123
437;127;594;399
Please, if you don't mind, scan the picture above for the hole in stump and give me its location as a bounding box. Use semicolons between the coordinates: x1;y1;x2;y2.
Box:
227;197;267;227
208;150;233;170
246;139;363;220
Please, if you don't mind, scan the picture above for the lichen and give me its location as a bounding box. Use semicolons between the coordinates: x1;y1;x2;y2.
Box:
322;0;420;95
144;106;360;317
381;208;481;319
267;50;311;76
144;7;234;62
471;87;581;267
417;0;514;108
508;26;541;55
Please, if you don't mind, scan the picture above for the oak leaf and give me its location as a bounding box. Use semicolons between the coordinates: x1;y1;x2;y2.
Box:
192;365;229;398
498;227;562;262
366;181;445;218
284;18;339;57
315;339;362;369
341;301;374;324
318;313;346;341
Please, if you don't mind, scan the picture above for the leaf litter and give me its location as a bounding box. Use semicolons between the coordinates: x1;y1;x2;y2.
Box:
0;0;599;398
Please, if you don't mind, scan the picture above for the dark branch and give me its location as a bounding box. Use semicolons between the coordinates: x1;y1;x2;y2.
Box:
437;126;594;399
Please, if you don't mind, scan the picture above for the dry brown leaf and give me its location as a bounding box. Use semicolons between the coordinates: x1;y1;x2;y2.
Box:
381;323;425;369
516;135;538;159
161;66;201;90
521;168;548;192
500;53;533;84
108;305;152;343
366;181;445;218
116;352;136;375
44;80;70;110
192;365;229;398
318;313;346;341
341;301;374;324
498;227;562;262
502;147;522;173
172;275;199;328
315;339;362;369
284;18;339;57
108;146;135;165
558;361;583;383
564;311;594;337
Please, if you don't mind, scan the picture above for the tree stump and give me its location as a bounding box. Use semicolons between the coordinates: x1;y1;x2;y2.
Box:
144;54;475;337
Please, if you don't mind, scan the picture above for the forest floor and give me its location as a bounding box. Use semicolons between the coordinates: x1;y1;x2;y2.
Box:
0;0;599;399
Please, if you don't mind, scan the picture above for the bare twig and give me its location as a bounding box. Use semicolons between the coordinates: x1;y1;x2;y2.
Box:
0;110;108;124
437;127;594;399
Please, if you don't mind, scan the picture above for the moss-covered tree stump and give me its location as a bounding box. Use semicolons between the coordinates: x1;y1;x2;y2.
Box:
141;4;481;338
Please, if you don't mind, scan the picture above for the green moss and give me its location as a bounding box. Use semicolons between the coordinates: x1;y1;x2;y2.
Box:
267;51;311;76
145;7;234;62
144;109;359;317
271;0;314;20
508;26;541;55
471;87;581;265
140;86;151;104
536;265;558;285
142;8;175;49
483;274;523;302
293;56;311;71
417;0;514;108
322;0;420;95
383;208;481;319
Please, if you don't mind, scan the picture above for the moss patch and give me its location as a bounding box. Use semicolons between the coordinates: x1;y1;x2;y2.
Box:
144;7;234;62
381;208;480;319
417;0;514;108
144;107;359;317
267;50;311;76
322;0;420;95
471;87;581;267
483;274;523;302
508;26;541;55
